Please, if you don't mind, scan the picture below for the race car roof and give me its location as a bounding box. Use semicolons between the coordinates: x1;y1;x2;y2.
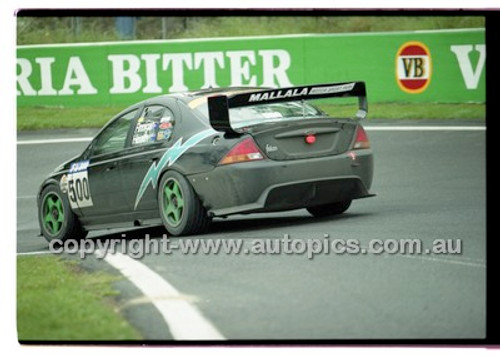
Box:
174;87;266;103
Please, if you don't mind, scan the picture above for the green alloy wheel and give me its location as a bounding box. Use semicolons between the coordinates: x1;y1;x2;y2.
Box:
162;177;185;227
158;171;211;236
42;192;65;236
38;184;87;242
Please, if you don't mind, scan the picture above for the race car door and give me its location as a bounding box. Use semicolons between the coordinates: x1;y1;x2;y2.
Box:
118;103;178;216
76;108;139;220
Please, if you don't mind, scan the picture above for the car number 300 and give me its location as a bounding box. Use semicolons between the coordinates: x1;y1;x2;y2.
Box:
67;171;93;208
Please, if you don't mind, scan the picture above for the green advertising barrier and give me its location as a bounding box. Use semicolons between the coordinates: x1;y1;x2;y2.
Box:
16;28;485;107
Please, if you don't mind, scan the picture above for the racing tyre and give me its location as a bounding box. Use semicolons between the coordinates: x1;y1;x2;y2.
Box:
38;184;87;242
158;171;211;236
307;200;352;218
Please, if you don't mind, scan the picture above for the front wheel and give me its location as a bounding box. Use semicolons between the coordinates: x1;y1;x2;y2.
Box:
307;200;352;218
158;171;211;236
38;184;87;242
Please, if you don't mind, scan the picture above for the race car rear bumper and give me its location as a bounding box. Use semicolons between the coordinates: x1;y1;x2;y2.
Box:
188;149;374;217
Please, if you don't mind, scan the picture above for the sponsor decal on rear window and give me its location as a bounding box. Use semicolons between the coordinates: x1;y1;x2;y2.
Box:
159;122;172;129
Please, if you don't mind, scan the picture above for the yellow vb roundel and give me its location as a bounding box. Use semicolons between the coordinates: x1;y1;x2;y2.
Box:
396;41;432;94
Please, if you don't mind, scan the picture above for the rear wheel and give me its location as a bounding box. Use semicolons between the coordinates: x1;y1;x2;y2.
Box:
307;200;352;217
158;171;211;236
38;184;87;242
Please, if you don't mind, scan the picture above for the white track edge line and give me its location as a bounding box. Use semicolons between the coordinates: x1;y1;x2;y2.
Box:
17;137;93;145
365;126;485;131
97;251;225;341
16;251;53;256
396;253;486;268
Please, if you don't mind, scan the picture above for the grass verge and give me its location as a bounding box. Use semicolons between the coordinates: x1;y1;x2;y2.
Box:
17;103;485;131
320;102;485;121
17;255;141;341
17;106;122;131
18;16;484;45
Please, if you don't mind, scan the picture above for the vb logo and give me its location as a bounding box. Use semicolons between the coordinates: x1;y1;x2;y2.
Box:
396;41;432;94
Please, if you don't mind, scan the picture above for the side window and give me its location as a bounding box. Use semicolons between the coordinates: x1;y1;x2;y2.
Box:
92;109;138;156
132;105;175;146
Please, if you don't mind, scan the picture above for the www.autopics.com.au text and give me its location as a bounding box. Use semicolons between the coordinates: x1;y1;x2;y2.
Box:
48;234;463;260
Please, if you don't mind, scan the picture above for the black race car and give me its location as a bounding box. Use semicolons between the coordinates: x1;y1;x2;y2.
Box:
37;81;374;241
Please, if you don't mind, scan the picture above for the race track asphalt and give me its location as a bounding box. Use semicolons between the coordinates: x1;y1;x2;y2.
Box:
16;121;486;340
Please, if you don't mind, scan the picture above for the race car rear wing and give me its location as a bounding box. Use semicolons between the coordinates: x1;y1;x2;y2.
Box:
208;81;367;136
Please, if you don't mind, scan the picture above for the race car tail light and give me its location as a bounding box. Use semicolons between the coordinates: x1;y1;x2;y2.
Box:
305;134;316;144
219;137;264;165
352;125;370;150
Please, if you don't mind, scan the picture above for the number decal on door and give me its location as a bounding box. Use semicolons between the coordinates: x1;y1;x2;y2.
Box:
67;160;94;209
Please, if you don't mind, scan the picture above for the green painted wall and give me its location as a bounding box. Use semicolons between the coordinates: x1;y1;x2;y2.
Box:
17;29;485;107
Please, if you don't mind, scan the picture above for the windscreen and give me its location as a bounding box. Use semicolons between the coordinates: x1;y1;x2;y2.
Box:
195;100;326;129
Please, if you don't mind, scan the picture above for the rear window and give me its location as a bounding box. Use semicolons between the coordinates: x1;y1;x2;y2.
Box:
194;100;325;129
